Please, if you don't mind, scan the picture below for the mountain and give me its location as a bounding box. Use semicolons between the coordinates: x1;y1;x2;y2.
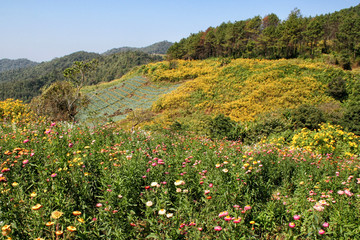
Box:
0;58;39;73
103;40;173;55
0;51;162;102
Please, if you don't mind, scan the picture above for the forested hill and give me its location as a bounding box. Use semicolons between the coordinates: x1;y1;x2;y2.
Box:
103;40;173;55
0;51;162;102
167;4;360;68
0;58;39;73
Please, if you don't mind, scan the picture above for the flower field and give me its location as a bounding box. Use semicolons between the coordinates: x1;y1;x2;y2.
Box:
1;100;360;239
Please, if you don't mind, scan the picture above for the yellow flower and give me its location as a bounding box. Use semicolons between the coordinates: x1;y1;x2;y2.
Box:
51;210;64;219
55;230;63;236
31;204;43;211
1;225;11;232
11;182;18;187
77;218;85;223
67;226;76;232
72;211;82;216
250;221;255;225
30;192;37;198
45;221;55;227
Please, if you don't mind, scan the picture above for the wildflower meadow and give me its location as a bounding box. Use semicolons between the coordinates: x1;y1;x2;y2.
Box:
1;99;360;239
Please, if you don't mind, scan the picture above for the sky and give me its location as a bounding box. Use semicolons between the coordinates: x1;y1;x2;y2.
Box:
1;0;359;62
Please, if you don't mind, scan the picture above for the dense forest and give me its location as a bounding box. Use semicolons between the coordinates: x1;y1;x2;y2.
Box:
0;58;39;73
167;5;360;68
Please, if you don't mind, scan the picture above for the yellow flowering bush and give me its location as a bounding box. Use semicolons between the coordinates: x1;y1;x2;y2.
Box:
291;123;360;155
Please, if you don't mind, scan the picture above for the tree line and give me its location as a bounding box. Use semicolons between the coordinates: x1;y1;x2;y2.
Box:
167;5;360;68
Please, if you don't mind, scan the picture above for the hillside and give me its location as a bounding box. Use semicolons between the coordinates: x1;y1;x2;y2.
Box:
103;40;173;55
0;58;39;73
0;51;162;102
168;4;360;68
80;58;359;141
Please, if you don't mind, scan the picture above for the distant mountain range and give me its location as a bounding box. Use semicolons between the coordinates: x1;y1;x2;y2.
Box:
103;40;173;55
0;40;173;102
0;58;39;73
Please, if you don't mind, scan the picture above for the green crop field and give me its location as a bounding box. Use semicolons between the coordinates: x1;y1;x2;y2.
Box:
77;76;180;123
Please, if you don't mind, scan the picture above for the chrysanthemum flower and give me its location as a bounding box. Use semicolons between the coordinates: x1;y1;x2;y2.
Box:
158;209;166;215
67;226;76;232
51;210;64;219
31;204;43;211
45;221;55;227
72;211;81;216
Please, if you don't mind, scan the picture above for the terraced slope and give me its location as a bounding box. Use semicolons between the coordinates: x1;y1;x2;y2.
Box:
78;76;179;122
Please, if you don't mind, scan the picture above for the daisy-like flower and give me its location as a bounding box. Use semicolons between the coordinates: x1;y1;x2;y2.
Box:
145;201;153;207
222;168;229;173
214;226;222;231
51;210;64;219
158;209;166;215
72;211;81;216
289;222;296;228
31;204;43;211
45;221;55;227
218;211;229;218
77;218;85;223
67;226;76;232
55;230;63;236
233;217;242;223
30;192;37;198
166;213;174;218
174;180;185;186
150;182;158;187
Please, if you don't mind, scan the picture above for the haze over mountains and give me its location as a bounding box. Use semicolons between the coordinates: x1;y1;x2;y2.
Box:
0;41;173;102
0;41;173;73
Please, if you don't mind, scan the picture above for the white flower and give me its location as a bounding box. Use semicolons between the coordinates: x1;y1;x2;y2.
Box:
166;213;173;218
145;201;153;207
176;188;182;193
158;209;166;215
222;168;229;173
151;182;158;187
183;189;189;193
174;180;185;186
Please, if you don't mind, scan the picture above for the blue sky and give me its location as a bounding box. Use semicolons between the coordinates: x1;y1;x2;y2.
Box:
1;0;359;62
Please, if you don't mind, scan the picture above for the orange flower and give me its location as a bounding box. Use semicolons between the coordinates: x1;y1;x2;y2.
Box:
67;226;76;232
31;204;43;210
55;230;63;236
51;210;63;219
72;211;81;216
45;221;55;227
77;218;85;223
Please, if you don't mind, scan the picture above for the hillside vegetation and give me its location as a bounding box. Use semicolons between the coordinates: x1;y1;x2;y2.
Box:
168;4;360;68
0;58;38;73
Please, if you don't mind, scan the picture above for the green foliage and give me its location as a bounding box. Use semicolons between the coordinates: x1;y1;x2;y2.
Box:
326;76;348;102
0;58;38;73
208;114;239;140
30;81;88;121
290;104;326;130
167;4;360;65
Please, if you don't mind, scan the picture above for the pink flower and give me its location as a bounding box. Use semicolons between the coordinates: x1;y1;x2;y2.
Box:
22;160;29;165
319;229;325;235
204;190;210;195
23;139;29;143
293;215;301;220
289;222;296;228
96;203;102;207
68;143;73;148
244;205;251;211
335;172;339;176
197;227;203;231
233;217;242;223
214;226;222;231
224;216;232;221
322;222;329;228
218;211;229;218
344;189;353;197
209;183;213;188
338;190;344;195
51;173;57;178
